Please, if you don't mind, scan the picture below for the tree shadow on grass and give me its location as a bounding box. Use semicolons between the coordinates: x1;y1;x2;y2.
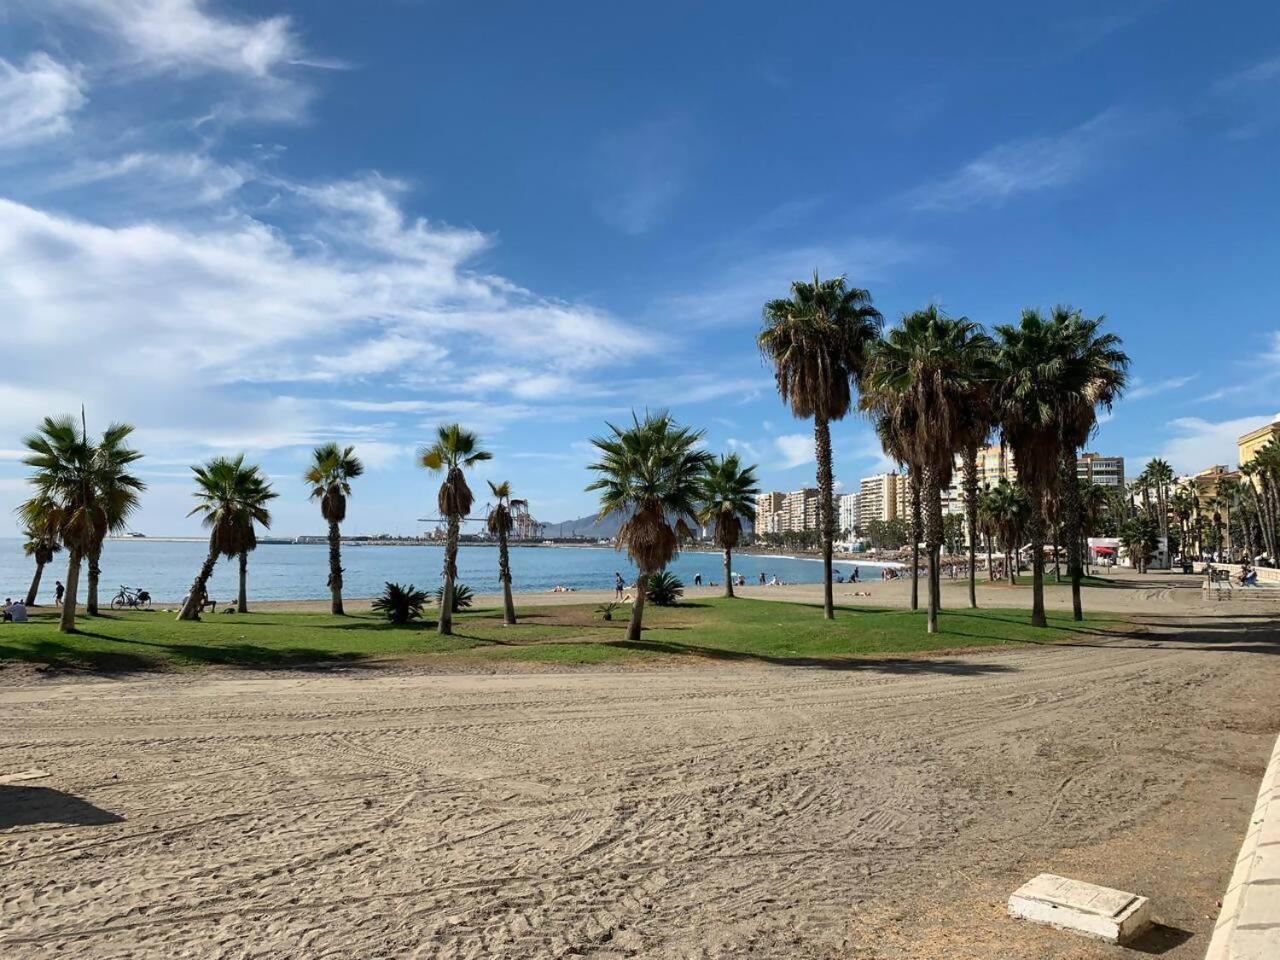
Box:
0;638;159;673
0;785;124;829
21;631;375;672
607;638;1017;674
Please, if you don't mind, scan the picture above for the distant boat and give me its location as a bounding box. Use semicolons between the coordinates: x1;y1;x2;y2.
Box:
128;532;147;538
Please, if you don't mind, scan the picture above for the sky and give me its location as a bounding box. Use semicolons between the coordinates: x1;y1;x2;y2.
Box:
0;0;1278;537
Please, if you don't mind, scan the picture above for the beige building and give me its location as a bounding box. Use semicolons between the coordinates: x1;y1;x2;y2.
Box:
755;489;819;534
857;472;906;525
1238;415;1280;472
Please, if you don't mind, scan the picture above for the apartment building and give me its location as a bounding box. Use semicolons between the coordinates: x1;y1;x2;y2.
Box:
1078;452;1125;487
856;472;906;525
837;492;859;536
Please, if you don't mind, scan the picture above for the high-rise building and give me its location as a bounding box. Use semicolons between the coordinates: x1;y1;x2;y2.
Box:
1239;415;1280;473
1077;452;1125;487
754;492;785;535
856;473;905;525
782;488;820;532
837;492;858;536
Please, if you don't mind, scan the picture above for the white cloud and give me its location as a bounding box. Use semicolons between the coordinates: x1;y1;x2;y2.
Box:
909;110;1129;212
1207;50;1280;140
1126;372;1198;401
726;438;760;461
1158;414;1276;473
44;0;300;78
0;53;86;147
775;433;814;469
49;152;248;205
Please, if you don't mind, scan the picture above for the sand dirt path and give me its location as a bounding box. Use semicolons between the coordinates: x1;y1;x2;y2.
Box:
3;600;1278;958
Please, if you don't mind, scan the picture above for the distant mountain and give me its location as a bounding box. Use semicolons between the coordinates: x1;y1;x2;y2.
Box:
543;513;624;539
545;512;754;540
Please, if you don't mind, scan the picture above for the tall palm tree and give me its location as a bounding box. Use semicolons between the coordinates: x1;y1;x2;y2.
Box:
872;415;919;610
17;498;61;607
759;273;882;619
1145;459;1174;562
861;306;995;633
996;308;1127;627
420;424;491;636
586;412;710;642
84;429;146;615
233;468;277;613
305;443;364;615
1050;309;1128;620
22;414;143;634
698;454;761;598
486;480;521;625
177;455;272;621
1171;486;1197;562
1078;480;1108;575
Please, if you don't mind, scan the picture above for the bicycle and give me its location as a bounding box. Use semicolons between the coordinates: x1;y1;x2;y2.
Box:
111;585;153;610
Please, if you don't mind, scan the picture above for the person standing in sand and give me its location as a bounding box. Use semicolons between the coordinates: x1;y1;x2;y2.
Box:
614;572;625;600
54;581;65;607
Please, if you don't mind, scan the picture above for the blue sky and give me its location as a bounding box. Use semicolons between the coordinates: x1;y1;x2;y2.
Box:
1;0;1278;536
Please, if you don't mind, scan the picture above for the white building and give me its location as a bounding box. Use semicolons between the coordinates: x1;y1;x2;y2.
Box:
837;492;859;536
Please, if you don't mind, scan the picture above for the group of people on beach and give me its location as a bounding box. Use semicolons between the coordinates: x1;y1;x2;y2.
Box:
3;581;64;621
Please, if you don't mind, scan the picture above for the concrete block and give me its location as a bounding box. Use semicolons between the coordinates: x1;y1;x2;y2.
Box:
1008;873;1151;944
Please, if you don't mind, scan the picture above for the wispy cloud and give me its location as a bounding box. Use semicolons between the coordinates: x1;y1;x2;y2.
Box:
1207;49;1280;141
1126;372;1198;401
591;117;694;235
0;53;86;148
908;110;1132;212
1159;414;1277;474
775;434;813;469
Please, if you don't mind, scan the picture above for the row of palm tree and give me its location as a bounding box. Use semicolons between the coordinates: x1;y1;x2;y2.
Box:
757;273;1129;632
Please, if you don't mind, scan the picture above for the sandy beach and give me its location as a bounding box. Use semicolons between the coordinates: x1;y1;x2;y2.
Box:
3;572;1278;957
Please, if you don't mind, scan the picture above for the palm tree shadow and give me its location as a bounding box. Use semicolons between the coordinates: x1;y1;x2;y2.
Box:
0;785;124;828
609;638;1016;674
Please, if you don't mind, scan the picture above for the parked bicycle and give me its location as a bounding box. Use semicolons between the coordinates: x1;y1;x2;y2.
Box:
111;585;152;610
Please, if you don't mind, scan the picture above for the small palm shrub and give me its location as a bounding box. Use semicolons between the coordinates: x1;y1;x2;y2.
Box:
433;582;474;612
372;582;428;625
646;570;684;607
596;601;619;621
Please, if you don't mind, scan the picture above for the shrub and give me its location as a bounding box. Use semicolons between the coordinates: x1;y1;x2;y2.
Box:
645;570;684;607
596;601;619;621
433;582;474;612
372;582;428;625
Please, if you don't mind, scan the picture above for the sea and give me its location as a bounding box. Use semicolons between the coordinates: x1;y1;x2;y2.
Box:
0;538;890;605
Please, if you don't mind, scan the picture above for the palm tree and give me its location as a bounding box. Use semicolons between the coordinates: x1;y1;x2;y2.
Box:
1145;459;1174;562
1050;309;1128;620
84;428;146;615
420;424;491;636
22;414;143;634
1078;480;1108;575
305;443;364;615
1171;486;1197;563
177;455;272;621
586;412;710;643
486;480;521;625
982;480;1029;584
698;454;761;598
17;498;61;607
233;467;277;613
759;273;882;619
861;306;995;633
996;308;1126;627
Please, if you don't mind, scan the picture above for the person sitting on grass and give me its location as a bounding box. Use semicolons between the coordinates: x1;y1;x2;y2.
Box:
2;598;25;623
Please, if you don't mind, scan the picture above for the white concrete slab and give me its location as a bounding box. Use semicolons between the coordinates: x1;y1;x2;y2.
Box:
1008;873;1152;944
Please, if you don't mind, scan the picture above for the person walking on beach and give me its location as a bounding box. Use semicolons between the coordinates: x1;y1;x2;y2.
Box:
54;580;64;607
613;572;625;601
758;571;766;585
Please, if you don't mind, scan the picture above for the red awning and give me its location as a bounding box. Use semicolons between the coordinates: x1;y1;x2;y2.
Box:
1094;546;1116;554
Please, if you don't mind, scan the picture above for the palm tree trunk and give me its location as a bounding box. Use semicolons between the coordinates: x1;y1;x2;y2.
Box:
1028;499;1047;628
627;572;648;642
964;444;978;608
59;549;82;634
814;416;835;620
237;551;248;613
923;467;942;634
327;519;345;616
86;539;102;616
1006;550;1014;585
1061;449;1084;622
439;514;460;635
1052;528;1060;582
177;544;220;621
723;547;734;599
498;530;516;625
985;535;994;583
26;560;45;608
909;471;921;612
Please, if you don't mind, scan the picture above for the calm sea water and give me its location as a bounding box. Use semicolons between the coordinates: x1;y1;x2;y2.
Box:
0;538;887;604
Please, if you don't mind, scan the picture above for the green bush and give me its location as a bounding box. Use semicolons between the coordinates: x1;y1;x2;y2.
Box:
371;582;429;625
645;570;684;607
433;582;474;612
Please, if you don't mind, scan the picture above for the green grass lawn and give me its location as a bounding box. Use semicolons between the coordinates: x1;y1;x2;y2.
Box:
0;597;1121;673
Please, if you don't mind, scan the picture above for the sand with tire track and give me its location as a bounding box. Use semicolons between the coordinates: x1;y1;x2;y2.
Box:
2;576;1279;958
